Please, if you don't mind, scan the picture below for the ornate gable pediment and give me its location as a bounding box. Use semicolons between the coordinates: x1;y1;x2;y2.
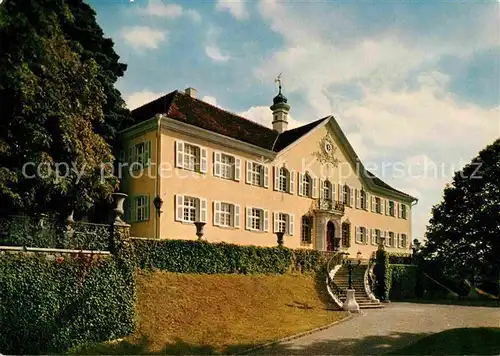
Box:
312;133;341;167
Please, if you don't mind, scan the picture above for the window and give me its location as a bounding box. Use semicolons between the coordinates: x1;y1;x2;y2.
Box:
298;172;317;198
246;207;268;232
273;212;295;235
356;226;367;243
401;204;407;219
125;195;150;222
342;222;351;247
175;140;208;173
129;141;152;170
372;229;380;245
389;200;395;217
175;195;208;223
375;197;382;213
360;190;366;210
343;185;350;205
388;231;394;247
273;166;294;193
214;152;241;181
301;216;312;243
246;161;268;188
401;233;408;248
322;180;332;200
213;201;240;228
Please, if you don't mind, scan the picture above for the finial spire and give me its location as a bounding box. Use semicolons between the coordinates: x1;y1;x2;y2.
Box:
275;73;283;94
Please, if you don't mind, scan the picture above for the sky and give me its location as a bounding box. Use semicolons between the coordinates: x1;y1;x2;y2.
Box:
88;0;499;241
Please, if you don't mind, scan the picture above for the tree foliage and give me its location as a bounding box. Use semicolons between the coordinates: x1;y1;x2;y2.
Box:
423;139;500;285
0;0;118;214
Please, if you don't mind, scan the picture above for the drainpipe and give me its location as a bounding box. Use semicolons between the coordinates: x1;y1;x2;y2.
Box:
154;114;162;239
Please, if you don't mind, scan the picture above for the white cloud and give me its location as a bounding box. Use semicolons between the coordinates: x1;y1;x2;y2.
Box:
139;0;183;18
205;45;230;62
216;0;249;20
121;26;167;50
125;90;164;110
254;0;500;240
238;106;301;130
186;9;201;22
201;95;218;106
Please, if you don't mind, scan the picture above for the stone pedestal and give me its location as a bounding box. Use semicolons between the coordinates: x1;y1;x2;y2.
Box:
342;289;360;313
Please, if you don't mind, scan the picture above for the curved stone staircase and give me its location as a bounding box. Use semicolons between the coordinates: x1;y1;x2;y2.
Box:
327;257;383;310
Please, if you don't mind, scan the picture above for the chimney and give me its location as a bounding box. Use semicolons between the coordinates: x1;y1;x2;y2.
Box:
185;87;197;98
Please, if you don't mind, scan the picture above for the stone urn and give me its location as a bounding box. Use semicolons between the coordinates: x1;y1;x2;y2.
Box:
112;192;128;224
194;221;206;239
276;231;285;246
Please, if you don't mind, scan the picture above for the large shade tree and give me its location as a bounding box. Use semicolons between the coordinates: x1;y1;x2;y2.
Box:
0;0;120;214
423;139;500;291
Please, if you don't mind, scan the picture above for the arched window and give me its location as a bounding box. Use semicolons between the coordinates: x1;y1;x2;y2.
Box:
301;215;312;243
342;184;350;205
322;180;331;200
301;173;312;197
278;167;289;192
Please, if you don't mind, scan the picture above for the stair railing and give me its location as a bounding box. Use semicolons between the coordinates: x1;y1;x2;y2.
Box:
364;255;380;303
325;251;347;309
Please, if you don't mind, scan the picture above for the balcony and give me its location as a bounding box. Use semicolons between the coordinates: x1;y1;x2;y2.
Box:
314;198;345;215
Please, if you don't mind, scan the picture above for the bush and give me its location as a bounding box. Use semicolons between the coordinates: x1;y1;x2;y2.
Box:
374;249;390;301
388;252;412;265
0;252;135;354
130;239;336;275
389;264;418;299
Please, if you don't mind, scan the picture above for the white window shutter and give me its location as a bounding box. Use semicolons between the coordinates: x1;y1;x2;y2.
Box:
213;152;221;177
175;141;184;168
355;226;360;242
200;148;208;173
365;192;369;210
175;195;184;221
213;201;220;226
386;199;390;215
312;177;318;198
356;189;360;209
263;210;269;232
199;198;208;222
289;170;295;194
288;214;294;236
331;183;336;201
350;186;355;207
298;173;304;196
273;166;279;191
397;202;401;218
273;212;278;233
338;184;342;201
263;166;269;188
234;157;241;181
381;199;385;214
245;161;251;184
245;207;251;230
406;204;409;219
234;205;240;228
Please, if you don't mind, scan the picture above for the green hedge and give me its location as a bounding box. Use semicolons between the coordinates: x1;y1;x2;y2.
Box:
389;264;418;299
388;252;412;265
374;249;390;301
0;252;135;354
130;239;334;275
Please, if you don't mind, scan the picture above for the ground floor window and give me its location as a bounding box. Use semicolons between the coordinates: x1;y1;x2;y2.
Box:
341;222;350;247
301;215;312;243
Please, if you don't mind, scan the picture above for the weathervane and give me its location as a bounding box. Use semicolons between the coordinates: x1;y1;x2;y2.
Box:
275;73;283;94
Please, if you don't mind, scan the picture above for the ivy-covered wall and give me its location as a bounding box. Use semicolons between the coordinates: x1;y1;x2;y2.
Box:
0;252;135;354
130;239;336;275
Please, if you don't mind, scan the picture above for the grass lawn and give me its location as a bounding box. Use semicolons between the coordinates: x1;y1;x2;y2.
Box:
389;327;500;355
71;271;347;355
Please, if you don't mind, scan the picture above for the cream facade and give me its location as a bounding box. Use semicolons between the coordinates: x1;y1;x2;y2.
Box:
119;90;417;258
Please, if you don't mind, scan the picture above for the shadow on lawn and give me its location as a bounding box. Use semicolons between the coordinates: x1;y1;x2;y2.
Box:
248;327;500;355
393;298;500;308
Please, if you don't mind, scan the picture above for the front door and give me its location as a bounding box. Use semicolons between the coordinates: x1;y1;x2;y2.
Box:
326;221;335;251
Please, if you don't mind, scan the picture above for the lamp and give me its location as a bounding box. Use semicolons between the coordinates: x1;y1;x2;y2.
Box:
342;253;362;290
153;195;163;217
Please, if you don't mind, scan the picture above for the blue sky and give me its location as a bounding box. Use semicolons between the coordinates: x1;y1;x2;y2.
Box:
88;0;499;240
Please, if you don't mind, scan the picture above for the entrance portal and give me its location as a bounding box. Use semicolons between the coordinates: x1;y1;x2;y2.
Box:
326;221;335;251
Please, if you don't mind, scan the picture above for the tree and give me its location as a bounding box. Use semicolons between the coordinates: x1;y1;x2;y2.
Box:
422;139;500;293
0;0;117;214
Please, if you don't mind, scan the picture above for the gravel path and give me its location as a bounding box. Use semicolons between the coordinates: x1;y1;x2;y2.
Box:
252;302;500;355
